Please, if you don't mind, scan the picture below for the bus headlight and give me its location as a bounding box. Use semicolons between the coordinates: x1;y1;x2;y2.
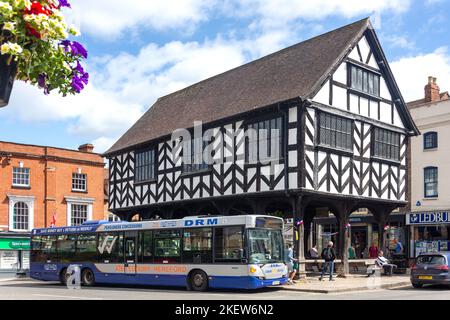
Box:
250;267;257;274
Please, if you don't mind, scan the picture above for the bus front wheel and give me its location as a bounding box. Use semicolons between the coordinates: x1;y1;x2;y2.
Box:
81;268;95;287
189;270;208;292
60;268;70;286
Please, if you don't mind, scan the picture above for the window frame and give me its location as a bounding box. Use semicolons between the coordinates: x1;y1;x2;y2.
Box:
12;167;30;188
135;148;157;183
72;173;87;192
424;166;438;199
245;115;284;164
69;203;89;226
12;202;30;231
371;127;401;162
348;63;381;97
423;132;438;150
182;135;212;174
317;111;354;153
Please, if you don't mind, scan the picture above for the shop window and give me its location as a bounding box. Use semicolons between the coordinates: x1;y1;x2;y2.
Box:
318;113;353;151
424;167;438;198
423;132;438;150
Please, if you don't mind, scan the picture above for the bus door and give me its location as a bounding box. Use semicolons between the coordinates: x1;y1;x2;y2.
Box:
124;231;138;276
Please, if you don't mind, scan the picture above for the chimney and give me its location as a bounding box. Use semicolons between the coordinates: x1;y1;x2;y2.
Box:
78;143;94;153
425;76;441;102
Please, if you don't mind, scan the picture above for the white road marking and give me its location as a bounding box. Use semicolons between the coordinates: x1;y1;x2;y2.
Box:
32;294;103;300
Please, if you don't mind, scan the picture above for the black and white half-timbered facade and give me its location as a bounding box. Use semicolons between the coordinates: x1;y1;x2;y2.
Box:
104;18;419;274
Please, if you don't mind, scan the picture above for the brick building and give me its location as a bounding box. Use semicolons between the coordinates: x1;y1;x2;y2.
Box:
0;141;105;270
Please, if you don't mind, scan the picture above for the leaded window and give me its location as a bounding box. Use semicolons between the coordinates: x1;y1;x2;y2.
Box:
13;202;29;230
373;128;400;161
71;204;88;226
350;64;380;96
246;117;283;163
135;149;156;182
72;173;87;191
319;113;353;151
424;167;438;198
12;167;30;187
182;137;209;173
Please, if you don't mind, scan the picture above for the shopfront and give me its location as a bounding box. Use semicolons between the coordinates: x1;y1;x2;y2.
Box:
313;213;407;259
0;236;31;271
407;211;450;261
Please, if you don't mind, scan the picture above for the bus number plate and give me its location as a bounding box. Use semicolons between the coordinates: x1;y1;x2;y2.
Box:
272;281;280;285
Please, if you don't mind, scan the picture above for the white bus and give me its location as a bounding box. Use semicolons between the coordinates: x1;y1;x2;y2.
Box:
30;215;288;291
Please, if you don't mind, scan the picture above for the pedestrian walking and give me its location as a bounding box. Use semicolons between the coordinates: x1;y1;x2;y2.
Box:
319;241;336;281
285;243;298;285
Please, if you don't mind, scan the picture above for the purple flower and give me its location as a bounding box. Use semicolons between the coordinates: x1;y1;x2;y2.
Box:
38;74;49;95
71;62;89;93
58;0;71;8
60;41;88;59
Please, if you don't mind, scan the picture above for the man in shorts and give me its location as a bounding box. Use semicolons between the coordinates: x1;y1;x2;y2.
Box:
285;243;298;284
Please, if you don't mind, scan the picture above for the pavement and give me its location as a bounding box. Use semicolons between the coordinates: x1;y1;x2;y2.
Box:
281;273;411;293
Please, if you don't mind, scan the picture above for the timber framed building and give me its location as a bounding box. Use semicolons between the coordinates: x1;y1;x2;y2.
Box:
104;18;419;273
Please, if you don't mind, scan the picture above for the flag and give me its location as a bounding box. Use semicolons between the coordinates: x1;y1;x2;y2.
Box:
50;211;56;227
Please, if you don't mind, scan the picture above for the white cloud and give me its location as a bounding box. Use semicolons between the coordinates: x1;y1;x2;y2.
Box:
69;0;216;39
225;0;410;29
391;47;450;102
382;34;415;49
3;37;252;153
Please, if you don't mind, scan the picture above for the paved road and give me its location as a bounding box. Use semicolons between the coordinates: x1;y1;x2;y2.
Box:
0;278;450;300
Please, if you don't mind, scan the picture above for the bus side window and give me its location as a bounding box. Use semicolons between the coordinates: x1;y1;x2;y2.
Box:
182;228;212;264
98;232;123;263
76;234;98;262
138;231;153;263
41;235;57;262
153;230;181;264
214;227;244;263
31;235;43;263
57;234;77;263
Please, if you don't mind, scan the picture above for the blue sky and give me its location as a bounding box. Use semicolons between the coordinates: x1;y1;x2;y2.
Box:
0;0;449;153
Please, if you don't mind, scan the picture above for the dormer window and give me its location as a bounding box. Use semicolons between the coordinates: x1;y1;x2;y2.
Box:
349;64;380;97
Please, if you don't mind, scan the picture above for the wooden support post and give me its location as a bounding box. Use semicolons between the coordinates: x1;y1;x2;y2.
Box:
294;196;306;278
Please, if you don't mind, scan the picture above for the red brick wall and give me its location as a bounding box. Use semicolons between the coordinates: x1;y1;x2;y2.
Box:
0;141;105;231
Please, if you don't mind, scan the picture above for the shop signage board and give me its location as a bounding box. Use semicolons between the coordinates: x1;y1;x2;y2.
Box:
0;238;31;250
406;211;450;225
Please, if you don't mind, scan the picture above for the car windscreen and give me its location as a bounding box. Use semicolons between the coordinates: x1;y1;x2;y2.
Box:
417;255;447;265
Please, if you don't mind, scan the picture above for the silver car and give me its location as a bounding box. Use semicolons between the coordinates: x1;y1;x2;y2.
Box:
411;252;450;288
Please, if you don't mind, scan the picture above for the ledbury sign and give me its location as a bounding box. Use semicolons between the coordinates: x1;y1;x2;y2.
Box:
406;211;450;225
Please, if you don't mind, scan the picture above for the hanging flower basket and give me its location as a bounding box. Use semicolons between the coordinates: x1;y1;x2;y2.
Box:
0;0;88;108
0;52;17;106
